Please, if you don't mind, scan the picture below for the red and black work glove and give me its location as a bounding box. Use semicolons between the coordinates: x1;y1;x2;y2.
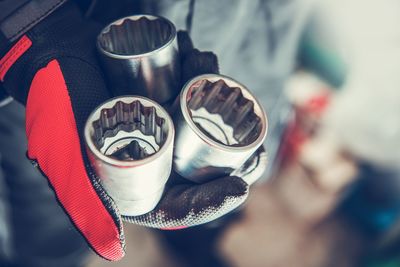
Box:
0;2;267;261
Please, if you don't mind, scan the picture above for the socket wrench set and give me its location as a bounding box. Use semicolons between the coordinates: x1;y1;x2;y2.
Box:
84;15;268;216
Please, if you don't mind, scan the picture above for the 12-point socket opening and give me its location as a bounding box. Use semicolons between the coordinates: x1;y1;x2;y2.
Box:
185;77;266;148
98;15;175;56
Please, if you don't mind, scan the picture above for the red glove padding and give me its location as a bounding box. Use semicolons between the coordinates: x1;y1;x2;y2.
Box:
0;3;124;260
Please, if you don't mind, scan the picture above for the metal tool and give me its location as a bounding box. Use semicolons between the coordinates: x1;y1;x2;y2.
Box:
84;96;174;216
172;74;268;183
97;15;180;104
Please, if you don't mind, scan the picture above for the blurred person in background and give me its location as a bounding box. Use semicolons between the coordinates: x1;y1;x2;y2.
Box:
320;1;400;265
0;0;317;267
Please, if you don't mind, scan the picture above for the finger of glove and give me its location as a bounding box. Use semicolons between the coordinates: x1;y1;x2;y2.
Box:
122;176;248;229
25;57;124;261
177;30;220;85
177;31;194;58
181;50;220;85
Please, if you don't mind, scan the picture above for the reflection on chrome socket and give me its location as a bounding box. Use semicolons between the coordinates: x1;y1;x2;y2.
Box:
172;74;268;183
97;15;180;104
84;96;174;216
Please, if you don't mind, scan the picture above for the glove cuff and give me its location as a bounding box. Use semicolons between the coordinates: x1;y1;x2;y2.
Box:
0;2;96;104
0;0;67;53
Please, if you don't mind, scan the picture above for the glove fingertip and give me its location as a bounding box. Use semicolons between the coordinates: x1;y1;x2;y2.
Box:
217;176;249;197
177;30;194;56
188;50;219;74
181;50;220;83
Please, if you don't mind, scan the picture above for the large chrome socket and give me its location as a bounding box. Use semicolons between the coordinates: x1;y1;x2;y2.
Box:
172;74;268;183
97;15;180;104
84;96;174;216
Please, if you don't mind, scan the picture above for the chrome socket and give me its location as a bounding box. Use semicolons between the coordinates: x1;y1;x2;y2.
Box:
84;96;174;216
97;15;180;104
172;74;268;183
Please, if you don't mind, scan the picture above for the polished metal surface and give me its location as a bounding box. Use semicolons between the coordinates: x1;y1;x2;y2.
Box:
97;15;180;104
84;96;174;216
172;74;268;183
231;146;268;186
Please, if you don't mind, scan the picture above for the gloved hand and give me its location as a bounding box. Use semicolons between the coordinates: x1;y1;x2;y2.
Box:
0;2;267;261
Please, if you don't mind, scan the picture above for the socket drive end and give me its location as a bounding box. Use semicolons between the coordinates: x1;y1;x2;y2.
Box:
84;96;174;216
173;74;268;183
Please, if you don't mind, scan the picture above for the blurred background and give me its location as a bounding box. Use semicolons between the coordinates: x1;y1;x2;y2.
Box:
86;0;400;266
1;0;399;266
